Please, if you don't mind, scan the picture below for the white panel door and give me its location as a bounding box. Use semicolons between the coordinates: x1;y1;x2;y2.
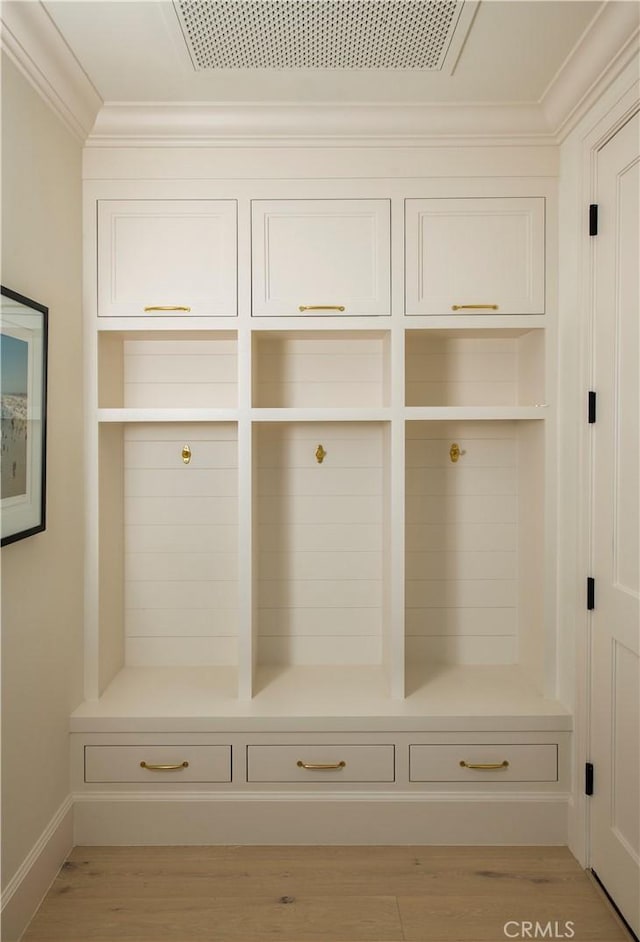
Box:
252;199;390;316
405;198;545;315
590;111;640;938
98;200;237;316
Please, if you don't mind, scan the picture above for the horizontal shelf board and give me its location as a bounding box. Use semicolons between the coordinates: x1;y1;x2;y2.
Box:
249;317;393;329
70;665;572;732
94;317;547;333
96;318;240;332
404;407;548;420
402;316;548;330
98;408;545;423
250;408;391;422
98;409;239;423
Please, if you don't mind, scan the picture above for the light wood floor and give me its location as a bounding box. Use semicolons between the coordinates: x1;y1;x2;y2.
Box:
22;846;633;942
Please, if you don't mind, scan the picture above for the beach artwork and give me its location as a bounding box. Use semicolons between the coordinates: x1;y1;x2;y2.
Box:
1;332;29;499
1;286;48;545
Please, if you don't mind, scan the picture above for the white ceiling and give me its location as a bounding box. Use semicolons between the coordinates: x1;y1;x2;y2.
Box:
43;0;603;104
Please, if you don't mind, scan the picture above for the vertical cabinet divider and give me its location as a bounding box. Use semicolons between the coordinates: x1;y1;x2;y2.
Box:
237;326;254;698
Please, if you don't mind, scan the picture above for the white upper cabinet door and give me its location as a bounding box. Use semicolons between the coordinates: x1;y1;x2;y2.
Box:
405;198;545;316
98;200;237;317
252;199;391;316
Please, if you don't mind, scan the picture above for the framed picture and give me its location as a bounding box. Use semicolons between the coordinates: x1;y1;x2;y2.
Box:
1;286;48;546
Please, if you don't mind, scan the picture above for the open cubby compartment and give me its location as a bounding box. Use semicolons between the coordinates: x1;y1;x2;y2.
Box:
97;421;239;692
405;328;545;407
405;419;546;687
252;330;391;408
253;420;393;683
98;330;238;409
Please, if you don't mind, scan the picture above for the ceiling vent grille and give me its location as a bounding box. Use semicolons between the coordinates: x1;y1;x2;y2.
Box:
173;1;471;70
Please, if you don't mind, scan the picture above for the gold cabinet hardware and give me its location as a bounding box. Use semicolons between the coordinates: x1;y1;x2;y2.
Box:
459;760;509;770
451;304;499;311
297;760;346;771
144;305;192;312
140;761;189;771
315;444;327;464
449;442;463;463
298;305;346;313
181;444;192;465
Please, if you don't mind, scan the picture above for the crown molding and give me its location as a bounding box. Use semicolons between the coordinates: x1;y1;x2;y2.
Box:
87;100;553;148
541;1;640;141
2;0;637;148
0;1;102;142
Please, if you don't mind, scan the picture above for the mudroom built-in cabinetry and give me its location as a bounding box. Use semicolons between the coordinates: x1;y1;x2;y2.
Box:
72;166;570;845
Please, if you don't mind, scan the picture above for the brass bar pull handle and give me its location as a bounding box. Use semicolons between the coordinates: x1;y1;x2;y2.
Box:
144;305;192;312
297;760;346;771
298;305;346;313
140;761;189;771
451;304;499;311
459;760;509;770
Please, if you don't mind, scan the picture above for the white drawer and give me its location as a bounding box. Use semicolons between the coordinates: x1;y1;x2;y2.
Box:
410;744;558;783
84;745;231;783
247;745;395;783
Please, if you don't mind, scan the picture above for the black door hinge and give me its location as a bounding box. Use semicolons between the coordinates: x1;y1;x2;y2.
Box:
585;762;594;796
587;577;595;610
588;391;597;423
589;204;598;236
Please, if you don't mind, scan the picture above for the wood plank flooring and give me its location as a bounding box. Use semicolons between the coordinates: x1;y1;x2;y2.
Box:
22;846;633;942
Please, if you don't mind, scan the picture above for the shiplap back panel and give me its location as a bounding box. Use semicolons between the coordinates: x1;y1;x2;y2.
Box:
253;334;387;407
257;422;385;665
517;421;545;688
405;333;544;407
405;421;518;665
123;337;237;408
124;423;238;666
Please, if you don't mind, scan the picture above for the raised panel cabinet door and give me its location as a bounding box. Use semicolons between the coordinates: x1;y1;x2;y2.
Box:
405;197;545;315
251;199;391;316
98;200;237;316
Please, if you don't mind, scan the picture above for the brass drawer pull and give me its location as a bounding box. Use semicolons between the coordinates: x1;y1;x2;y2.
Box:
298;305;346;313
459;760;509;770
451;304;499;311
140;761;189;771
297;760;346;771
144;305;192;312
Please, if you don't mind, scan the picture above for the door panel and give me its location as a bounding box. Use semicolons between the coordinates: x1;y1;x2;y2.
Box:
405;197;545;315
98;200;237;317
590;110;640;938
251;199;391;316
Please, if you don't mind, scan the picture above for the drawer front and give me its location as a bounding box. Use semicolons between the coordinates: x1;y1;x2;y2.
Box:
247;745;395;783
410;744;558;783
85;745;231;783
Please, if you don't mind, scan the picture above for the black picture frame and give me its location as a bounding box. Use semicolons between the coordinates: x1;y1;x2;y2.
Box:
1;285;48;546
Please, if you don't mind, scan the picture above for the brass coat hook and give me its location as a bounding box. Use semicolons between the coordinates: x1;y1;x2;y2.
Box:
315;444;327;464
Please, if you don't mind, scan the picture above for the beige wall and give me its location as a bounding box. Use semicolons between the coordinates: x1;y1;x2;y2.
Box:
1;55;84;885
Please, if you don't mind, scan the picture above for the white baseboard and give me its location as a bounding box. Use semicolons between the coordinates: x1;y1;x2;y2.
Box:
1;796;73;942
0;790;569;941
73;791;569;846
